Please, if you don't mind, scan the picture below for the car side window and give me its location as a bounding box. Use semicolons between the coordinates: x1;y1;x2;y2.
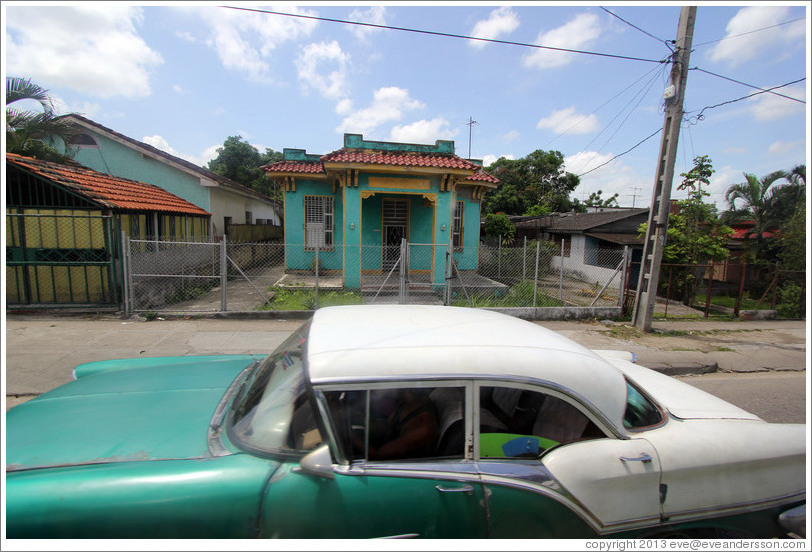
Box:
325;386;465;462
479;386;604;458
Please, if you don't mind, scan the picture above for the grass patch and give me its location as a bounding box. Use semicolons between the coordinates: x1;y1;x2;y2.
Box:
608;324;643;340
716;346;735;352
451;280;564;308
707;295;760;310
258;285;363;310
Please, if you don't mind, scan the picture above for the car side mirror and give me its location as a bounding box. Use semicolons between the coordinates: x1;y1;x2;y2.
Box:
297;444;335;480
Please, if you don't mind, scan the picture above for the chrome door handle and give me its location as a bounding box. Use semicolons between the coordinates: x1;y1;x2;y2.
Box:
620;453;653;463
435;483;474;494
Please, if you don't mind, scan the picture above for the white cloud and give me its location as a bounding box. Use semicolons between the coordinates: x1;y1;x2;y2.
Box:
142;135;180;157
499;130;520;143
469;7;520;48
347;6;388;40
523;12;602;70
708;7;806;67
564;151;646;207
482;153;515;167
336;87;424;134
5;6;163;98
748;85;805;122
388;118;458;144
172;84;185;94
297;41;351;100
197;5;317;83
723;146;748;154
335;99;354;116
537;106;599;134
768;139;805;156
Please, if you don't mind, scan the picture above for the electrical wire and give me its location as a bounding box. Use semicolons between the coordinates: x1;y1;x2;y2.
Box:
221;5;668;65
600;7;674;51
692;16;805;48
544;63;664;148
575;127;663;177
691;68;805;103
684;78;806;125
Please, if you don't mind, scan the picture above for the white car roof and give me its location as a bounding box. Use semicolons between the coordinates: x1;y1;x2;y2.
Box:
306;305;628;426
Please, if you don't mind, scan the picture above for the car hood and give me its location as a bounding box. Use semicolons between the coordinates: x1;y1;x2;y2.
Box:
6;355;264;472
610;360;762;421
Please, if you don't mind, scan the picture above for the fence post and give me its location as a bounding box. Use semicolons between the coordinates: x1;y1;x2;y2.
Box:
523;236;527;281
559;239;564;302
121;231;130;316
619;246;629;308
664;266;672;318
498;236;502;279
220;234;228;311
734;261;747;318
704;262;713;318
533;240;540;308
314;243;319;310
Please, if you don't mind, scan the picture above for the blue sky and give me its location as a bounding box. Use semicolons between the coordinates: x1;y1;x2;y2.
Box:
3;2;809;209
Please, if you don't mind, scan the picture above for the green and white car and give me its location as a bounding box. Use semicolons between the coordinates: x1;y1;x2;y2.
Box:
5;306;806;539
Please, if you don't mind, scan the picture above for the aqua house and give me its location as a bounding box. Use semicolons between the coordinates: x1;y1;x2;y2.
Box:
263;134;498;289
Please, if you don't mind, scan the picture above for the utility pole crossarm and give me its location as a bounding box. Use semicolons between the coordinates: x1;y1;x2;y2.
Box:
632;6;696;332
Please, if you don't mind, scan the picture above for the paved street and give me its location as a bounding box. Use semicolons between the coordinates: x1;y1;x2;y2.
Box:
4;314;808;417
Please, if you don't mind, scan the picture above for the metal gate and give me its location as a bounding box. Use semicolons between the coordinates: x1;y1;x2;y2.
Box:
367;240;458;305
5;212;119;307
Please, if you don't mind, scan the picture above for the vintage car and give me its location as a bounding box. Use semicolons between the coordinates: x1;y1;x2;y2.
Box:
5;306;806;539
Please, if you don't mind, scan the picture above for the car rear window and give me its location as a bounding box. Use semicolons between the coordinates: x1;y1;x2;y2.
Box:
623;379;664;429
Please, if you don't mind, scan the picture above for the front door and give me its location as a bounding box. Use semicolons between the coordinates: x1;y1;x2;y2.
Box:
382;199;408;271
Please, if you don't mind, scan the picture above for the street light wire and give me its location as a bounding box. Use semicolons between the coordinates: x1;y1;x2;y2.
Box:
684;78;806;125
221;5;668;65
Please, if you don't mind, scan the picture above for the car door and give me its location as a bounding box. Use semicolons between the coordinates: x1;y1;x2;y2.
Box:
475;383;663;537
259;382;488;538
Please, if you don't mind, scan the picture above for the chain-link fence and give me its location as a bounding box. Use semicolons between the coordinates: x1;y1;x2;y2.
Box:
633;260;807;320
124;237;633;314
454;238;630;309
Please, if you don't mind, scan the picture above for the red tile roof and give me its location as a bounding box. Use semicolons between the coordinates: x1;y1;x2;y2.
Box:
321;149;482;171
262;160;325;174
7;153;210;216
465;169;499;185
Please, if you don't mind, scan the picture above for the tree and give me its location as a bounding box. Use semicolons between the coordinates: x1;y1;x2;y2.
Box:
579;189;620;209
483;213;516;245
6;77;79;162
482;150;580;216
723;170;787;260
641;155;732;305
207;135;283;199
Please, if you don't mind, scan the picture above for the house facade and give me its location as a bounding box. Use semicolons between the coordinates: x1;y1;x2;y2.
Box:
263;134;498;289
6;153;210;307
57;115;281;238
513;208;649;289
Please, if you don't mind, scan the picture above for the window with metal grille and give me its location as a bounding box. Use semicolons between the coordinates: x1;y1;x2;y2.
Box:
452;200;464;251
305;196;334;249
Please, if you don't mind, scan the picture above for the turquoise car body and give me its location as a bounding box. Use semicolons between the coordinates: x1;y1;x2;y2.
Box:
5;306;806;539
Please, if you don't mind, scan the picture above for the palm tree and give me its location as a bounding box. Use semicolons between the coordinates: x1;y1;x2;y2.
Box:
6;77;79;162
724;171;787;260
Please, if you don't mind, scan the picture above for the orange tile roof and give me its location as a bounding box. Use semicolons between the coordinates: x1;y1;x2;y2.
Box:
321;148;482;171
262;160;325;174
6;153;210;216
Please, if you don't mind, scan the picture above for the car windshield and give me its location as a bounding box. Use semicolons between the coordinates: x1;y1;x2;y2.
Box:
227;323;323;455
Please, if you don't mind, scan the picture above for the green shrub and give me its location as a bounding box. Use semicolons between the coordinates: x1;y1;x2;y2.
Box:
776;282;804;319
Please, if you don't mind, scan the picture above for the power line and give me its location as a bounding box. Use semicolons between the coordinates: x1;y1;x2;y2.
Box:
691;67;805;103
600;7;674;51
221;5;668;65
685;78;806;124
575;126;663;177
693;16;805;47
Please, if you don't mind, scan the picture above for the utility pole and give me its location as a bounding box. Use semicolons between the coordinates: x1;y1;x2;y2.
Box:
632;6;696;332
465;117;479;158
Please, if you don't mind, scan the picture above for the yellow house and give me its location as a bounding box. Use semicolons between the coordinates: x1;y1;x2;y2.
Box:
6;153;210;308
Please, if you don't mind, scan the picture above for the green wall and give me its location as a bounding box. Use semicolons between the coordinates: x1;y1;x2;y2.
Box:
70;133;211;211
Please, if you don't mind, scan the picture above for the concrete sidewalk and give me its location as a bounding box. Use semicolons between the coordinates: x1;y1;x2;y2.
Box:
4;313;807;410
